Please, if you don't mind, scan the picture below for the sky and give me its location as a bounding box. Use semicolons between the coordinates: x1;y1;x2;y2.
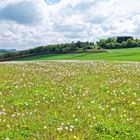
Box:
0;0;140;50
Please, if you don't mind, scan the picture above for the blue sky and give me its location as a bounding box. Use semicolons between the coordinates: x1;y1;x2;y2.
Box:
45;0;60;5
0;0;140;50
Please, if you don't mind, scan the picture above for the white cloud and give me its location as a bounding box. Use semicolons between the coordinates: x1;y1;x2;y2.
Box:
0;0;140;49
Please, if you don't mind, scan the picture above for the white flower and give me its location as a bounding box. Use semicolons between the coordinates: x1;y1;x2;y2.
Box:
91;100;95;104
30;112;33;115
65;126;68;130
121;92;125;95
11;114;16;117
75;118;78;122
70;125;74;128
61;123;64;126
7;125;10;128
57;127;63;131
111;108;115;111
129;118;133;121
131;101;136;105
77;106;81;109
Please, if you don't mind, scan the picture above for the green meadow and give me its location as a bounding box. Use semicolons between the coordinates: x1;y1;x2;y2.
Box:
0;52;4;55
18;48;140;61
0;61;140;139
0;0;140;139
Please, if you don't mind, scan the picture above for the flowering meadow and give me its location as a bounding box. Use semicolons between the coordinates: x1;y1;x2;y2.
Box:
0;61;140;140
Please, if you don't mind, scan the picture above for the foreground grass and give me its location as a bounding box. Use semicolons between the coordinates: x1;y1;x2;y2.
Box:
0;61;140;139
18;48;140;61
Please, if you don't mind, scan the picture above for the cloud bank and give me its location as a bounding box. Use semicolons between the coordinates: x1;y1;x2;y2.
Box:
0;0;140;49
0;1;43;25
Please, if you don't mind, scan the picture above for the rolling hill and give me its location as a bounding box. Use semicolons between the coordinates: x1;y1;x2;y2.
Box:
17;47;140;61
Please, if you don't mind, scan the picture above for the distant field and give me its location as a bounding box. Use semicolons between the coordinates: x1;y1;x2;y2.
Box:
18;48;140;61
0;52;4;55
0;61;140;139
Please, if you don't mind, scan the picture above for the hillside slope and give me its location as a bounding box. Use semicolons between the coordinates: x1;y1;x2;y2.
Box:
18;48;140;61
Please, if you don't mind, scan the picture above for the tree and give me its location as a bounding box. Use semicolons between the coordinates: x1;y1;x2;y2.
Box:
97;39;107;48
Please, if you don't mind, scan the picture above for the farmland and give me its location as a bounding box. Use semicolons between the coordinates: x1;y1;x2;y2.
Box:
17;48;140;61
0;61;140;139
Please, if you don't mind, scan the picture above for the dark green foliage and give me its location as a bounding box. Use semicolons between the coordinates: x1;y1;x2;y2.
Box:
116;36;133;43
0;41;95;60
97;37;140;49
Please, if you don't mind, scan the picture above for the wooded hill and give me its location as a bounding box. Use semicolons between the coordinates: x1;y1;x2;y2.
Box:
0;36;140;61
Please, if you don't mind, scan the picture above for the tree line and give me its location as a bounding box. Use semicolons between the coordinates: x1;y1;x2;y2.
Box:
97;37;140;49
0;37;140;60
0;41;95;59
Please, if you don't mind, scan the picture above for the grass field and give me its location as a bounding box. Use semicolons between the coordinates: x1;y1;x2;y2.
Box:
0;61;140;139
0;52;4;56
18;48;140;61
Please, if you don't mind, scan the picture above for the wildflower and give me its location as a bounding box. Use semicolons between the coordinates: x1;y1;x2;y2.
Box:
129;118;133;121
29;112;33;115
106;105;109;108
61;123;64;126
89;125;93;128
57;127;63;131
70;125;74;128
75;118;78;122
77;106;81;109
111;108;115;111
7;125;10;128
121;92;125;95
91;100;95;103
65;126;68;130
11;114;16;118
73;136;79;140
131;101;136;105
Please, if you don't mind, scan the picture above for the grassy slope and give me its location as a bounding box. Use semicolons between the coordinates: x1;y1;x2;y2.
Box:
18;47;140;61
0;61;139;139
